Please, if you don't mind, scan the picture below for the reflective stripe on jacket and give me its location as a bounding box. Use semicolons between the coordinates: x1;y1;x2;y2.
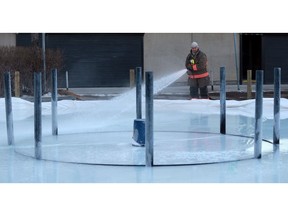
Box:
188;72;209;79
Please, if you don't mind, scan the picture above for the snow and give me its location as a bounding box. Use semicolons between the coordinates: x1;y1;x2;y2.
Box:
3;96;288;123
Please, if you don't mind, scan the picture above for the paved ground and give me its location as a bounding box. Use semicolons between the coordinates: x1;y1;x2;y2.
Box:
55;82;288;101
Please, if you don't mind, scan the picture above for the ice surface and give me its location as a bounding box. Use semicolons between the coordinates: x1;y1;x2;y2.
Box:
1;68;288;182
1;95;288;182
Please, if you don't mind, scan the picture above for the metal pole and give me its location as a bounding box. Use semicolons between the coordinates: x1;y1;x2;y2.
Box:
210;70;214;91
145;71;154;167
52;69;58;135
65;71;69;90
273;67;281;144
220;67;226;134
42;33;46;93
4;72;14;145
233;33;240;91
136;67;142;119
254;70;263;159
34;72;42;159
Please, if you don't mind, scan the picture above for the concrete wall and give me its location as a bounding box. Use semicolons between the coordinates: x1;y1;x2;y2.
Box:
0;33;16;46
143;33;191;80
144;33;240;83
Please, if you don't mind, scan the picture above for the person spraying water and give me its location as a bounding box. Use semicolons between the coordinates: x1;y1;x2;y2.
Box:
185;42;210;99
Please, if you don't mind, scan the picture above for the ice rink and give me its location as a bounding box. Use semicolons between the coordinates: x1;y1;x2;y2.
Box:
1;71;288;216
1;95;288;182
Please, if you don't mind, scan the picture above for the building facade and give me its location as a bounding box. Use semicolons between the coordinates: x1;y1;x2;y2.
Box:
0;33;287;87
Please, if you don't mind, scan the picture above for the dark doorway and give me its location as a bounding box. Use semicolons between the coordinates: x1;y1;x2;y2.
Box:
240;33;262;84
240;33;288;84
262;33;288;84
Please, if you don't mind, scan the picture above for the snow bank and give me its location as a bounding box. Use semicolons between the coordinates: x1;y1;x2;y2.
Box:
1;97;288;122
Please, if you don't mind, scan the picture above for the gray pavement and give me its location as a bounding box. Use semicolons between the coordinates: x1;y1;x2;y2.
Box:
20;81;288;102
66;81;288;100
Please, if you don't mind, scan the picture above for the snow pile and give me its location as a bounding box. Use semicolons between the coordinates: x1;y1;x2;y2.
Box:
1;97;288;123
155;98;288;120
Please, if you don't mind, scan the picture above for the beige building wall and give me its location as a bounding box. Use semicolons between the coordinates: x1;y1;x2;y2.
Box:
0;33;16;46
143;33;191;80
144;33;240;83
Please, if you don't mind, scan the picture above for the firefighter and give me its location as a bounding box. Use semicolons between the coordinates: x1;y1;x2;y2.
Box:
185;42;210;99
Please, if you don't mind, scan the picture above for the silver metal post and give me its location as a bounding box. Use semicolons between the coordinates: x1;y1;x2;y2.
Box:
254;70;263;159
42;33;46;93
145;71;154;167
34;72;42;159
52;69;58;135
4;72;14;145
65;71;69;90
273;67;281;144
210;70;214;91
220;67;226;134
233;33;240;91
136;67;142;119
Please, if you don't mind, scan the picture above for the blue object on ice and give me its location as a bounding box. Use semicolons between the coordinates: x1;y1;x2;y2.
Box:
133;119;145;146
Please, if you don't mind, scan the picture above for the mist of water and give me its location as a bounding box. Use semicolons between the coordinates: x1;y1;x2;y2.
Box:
58;69;187;132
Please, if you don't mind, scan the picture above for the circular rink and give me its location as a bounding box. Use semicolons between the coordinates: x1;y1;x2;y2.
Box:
14;131;274;166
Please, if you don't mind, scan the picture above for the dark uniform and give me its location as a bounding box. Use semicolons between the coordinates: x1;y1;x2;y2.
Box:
185;49;210;99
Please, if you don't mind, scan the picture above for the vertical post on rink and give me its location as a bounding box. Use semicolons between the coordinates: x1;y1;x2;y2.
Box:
65;71;69;90
132;67;145;147
254;70;263;159
136;67;142;119
51;68;58;136
220;67;226;134
4;72;15;145
273;67;281;144
145;71;154;167
34;72;42;160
